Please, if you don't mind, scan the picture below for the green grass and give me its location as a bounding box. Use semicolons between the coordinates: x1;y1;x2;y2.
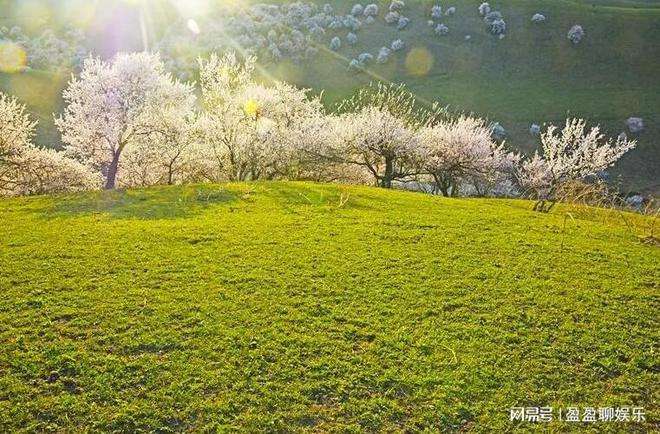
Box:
0;182;657;432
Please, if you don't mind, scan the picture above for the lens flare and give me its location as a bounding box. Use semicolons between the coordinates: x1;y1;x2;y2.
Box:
0;42;28;73
405;47;434;77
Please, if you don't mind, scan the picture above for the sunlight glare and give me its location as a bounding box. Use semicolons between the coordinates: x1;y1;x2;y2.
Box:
0;42;27;73
187;19;201;35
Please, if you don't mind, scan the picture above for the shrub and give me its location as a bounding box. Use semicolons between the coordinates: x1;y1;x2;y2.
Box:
390;1;405;12
478;2;490;16
567;25;584;44
397;16;410;30
490;19;506;35
531;13;546;23
435;24;449;36
431;6;442;19
446;7;456;15
323;4;333;15
391;39;405;51
330;36;341;51
530;123;541;136
626;117;644;133
347;32;358;45
365;16;376;24
348;59;362;71
377;46;391;63
358;52;374;63
491;122;506;140
351;4;364;16
363;4;379;17
385;12;400;24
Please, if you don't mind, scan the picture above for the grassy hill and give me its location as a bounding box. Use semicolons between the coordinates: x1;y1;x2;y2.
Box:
0;182;657;431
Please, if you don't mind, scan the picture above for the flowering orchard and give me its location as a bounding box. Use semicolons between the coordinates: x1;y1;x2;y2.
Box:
0;50;636;212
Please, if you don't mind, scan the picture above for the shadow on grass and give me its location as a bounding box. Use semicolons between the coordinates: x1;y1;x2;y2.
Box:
42;185;239;220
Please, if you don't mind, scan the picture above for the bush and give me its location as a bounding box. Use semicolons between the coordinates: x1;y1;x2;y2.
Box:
391;39;405;51
330;36;341;51
390;1;405;12
479;2;490;16
434;24;449;36
351;4;364;16
397;16;410;30
567;25;584;44
530;123;541;136
385;12;400;24
490;19;506;35
365;16;376;24
347;32;358;45
446;7;456;16
531;13;546;23
377;46;391;63
626;117;644;133
363;4;379;17
358;52;374;64
431;6;442;19
323;4;333;15
348;59;362;71
491;122;506;140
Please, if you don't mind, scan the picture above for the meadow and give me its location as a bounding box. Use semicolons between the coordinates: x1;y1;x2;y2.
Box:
0;182;657;431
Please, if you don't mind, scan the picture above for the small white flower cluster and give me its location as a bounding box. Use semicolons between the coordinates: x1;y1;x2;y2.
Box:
435;23;449;36
531;13;546;23
567;25;585;44
391;39;405;51
377;46;392;63
484;10;506;36
626;117;644;133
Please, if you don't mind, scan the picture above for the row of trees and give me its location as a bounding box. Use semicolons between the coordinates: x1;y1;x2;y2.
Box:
1;52;636;210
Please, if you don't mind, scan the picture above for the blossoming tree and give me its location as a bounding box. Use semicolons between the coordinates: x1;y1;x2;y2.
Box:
55;52;194;189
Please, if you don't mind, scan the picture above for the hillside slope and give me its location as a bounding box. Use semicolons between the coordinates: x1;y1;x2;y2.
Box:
0;182;657;431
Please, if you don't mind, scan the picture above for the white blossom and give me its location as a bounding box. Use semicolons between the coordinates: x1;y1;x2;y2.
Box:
364;4;379;17
531;13;546;23
516;118;636;202
626;117;644;133
358;52;374;64
385;12;400;24
435;24;449;36
491;122;506;140
530;123;541;136
390;1;405;12
417;116;517;196
568;25;585;44
55;52;194;190
334;106;417;187
0;92;98;196
391;39;405;51
377;47;391;63
330;36;341;51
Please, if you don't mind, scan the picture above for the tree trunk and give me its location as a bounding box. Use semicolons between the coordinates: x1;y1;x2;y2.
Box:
380;157;394;188
104;152;121;190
